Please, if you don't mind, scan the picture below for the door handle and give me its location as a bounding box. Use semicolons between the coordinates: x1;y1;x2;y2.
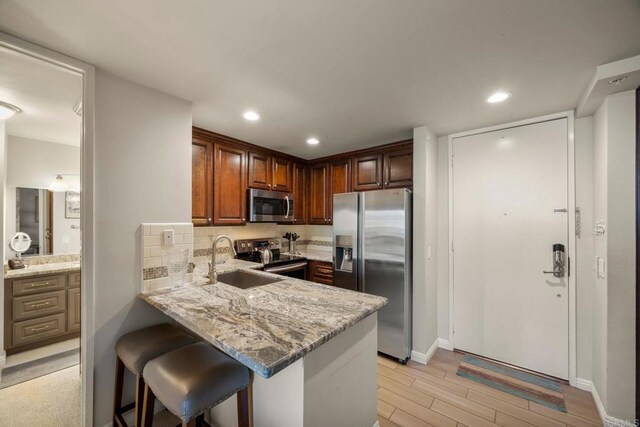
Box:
543;243;565;278
285;196;290;219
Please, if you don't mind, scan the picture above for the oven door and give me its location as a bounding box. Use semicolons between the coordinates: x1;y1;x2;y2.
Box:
248;189;294;223
263;262;307;280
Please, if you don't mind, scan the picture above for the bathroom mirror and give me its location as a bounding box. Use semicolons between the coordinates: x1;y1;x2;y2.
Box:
6;187;81;258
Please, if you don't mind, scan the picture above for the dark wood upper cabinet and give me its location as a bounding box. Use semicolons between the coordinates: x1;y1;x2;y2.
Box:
309;163;330;225
352;154;383;191
272;157;292;192
192;137;214;226
292;163;307;224
384;148;413;188
248;151;272;190
192;128;411;226
213;143;247;225
327;158;351;225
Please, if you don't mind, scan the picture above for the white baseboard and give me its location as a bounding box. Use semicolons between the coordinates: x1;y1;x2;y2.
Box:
0;351;6;367
411;338;439;365
575;377;592;392
578;378;636;427
438;338;453;351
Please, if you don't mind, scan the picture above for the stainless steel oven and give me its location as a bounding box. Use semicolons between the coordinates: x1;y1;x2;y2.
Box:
248;189;294;223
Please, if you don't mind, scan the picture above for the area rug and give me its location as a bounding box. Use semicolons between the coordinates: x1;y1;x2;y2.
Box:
456;354;567;412
0;348;79;389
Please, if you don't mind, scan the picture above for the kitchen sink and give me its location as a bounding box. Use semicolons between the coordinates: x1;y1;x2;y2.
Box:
216;270;283;290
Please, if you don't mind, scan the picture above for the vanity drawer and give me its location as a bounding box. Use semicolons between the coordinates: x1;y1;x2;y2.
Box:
12;275;66;296
68;272;81;288
13;313;66;347
13;291;66;321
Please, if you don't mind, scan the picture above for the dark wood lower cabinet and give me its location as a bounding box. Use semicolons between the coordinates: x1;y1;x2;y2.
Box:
4;271;81;355
308;261;334;285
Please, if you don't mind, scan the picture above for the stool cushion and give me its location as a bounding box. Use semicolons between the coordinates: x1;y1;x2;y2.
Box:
115;323;196;375
143;342;250;421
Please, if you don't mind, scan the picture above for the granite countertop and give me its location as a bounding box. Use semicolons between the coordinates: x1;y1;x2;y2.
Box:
287;250;333;263
140;268;386;378
4;261;81;279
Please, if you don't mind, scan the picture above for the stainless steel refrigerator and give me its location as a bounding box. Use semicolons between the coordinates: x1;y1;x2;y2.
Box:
333;189;412;363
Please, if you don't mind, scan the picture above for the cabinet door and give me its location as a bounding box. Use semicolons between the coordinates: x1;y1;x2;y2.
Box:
292;163;307;224
272;157;292;192
248;151;272;190
384;148;413;188
352;154;383;191
308;163;330;224
192;138;214;226
67;288;81;333
213;143;247;225
328;158;351;224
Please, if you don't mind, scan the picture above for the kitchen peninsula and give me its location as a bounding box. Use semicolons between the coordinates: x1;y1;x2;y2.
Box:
140;266;386;427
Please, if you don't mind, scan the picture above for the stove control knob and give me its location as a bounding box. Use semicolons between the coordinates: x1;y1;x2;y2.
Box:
241;243;246;248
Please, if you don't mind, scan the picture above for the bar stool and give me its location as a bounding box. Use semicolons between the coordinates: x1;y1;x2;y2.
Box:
141;342;253;427
113;323;197;427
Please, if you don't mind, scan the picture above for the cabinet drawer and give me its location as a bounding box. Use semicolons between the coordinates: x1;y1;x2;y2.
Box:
13;291;66;322
13;313;66;347
316;267;333;277
13;275;66;296
67;288;81;333
68;272;81;288
313;276;334;285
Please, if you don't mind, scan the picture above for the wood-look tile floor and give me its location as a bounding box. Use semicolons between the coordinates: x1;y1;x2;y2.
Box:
377;349;602;427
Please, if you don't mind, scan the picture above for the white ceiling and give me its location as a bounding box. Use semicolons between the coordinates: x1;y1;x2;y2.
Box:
0;46;82;146
1;1;639;158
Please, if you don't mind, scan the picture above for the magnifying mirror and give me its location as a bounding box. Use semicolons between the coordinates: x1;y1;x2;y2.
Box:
8;232;31;270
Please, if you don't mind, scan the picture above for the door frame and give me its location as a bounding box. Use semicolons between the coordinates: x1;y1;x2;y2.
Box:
447;110;577;385
0;31;96;425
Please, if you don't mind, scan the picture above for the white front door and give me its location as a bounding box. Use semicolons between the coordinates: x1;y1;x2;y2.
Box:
452;118;569;379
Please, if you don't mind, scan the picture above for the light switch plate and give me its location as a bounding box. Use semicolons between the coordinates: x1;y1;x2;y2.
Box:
163;230;174;247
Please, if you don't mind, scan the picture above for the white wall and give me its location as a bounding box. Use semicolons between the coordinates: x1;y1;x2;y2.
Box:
596;90;636;420
436;135;449;341
0;120;6;361
574;117;594;382
6;135;80;189
412;126;438;357
592;101;608;409
92;70;192;427
52;191;80;254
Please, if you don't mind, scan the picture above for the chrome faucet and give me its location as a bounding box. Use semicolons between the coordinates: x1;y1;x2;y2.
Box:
209;235;237;284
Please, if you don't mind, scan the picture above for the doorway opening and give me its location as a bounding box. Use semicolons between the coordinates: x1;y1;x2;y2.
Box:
0;42;83;426
448;112;577;385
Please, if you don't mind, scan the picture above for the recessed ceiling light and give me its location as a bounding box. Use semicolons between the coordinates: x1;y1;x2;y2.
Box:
0;101;21;120
486;91;511;104
243;111;260;121
306;138;320;145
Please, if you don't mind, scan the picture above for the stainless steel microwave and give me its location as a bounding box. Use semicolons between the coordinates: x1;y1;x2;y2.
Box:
248;189;294;223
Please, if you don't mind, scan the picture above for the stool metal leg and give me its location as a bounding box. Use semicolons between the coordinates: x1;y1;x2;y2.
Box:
113;356;126;427
236;380;253;427
141;383;156;427
134;375;146;426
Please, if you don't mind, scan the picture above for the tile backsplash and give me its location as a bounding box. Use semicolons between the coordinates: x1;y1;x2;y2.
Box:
140;222;333;291
141;223;193;292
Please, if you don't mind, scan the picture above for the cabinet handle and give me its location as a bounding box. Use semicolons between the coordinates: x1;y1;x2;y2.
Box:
30;282;53;288
208;218;212;224
268;184;272;188
384;181;388;186
376;182;381;186
294;219;297;223
242;218;246;221
31;302;51;309
31;325;51;332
